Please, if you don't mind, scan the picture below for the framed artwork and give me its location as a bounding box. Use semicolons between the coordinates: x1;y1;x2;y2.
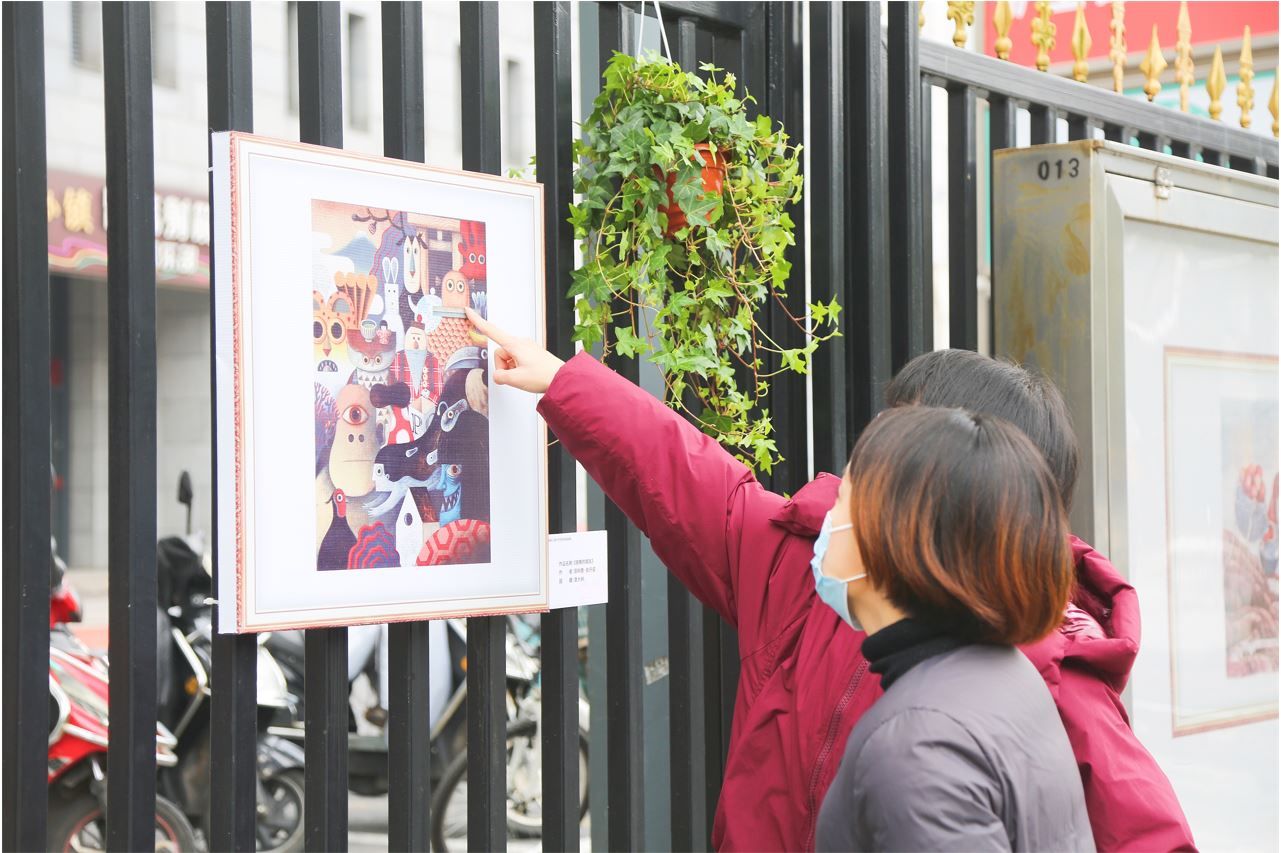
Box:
995;141;1279;848
1164;348;1278;735
212;132;547;632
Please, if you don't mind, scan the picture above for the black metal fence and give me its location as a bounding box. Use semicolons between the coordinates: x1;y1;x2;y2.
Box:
3;2;1276;852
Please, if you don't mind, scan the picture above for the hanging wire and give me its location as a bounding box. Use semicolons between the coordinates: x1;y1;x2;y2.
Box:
633;0;674;61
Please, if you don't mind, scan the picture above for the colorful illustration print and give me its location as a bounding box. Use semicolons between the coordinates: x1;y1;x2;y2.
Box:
312;200;490;570
1221;398;1279;677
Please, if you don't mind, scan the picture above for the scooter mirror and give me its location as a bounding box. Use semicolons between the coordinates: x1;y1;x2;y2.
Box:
177;471;193;507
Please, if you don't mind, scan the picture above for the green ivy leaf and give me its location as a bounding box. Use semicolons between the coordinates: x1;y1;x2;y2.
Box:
614;325;649;358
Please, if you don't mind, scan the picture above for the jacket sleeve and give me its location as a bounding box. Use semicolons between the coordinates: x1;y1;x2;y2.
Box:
536;352;787;628
849;711;1011;853
1057;664;1197;852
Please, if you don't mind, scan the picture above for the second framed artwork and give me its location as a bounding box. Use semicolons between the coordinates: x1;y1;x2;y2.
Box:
213;132;547;632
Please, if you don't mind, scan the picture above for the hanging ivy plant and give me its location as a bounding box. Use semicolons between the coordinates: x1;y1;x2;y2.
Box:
569;51;840;473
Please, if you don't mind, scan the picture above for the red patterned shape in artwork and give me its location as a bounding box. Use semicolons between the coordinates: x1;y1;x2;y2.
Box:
418;519;492;567
348;522;398;569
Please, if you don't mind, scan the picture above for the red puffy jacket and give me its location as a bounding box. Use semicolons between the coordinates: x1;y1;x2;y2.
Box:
538;352;1195;852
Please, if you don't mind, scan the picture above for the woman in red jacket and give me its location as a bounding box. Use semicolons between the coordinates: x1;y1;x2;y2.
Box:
468;309;1195;852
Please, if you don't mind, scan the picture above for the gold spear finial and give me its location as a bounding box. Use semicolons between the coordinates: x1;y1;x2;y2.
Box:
947;1;976;49
1270;68;1279;137
1207;45;1227;120
1072;3;1092;82
1031;1;1056;72
1175;1;1194;111
1139;25;1167;101
1109;1;1126;93
919;0;926;30
1237;27;1255;128
994;0;1013;60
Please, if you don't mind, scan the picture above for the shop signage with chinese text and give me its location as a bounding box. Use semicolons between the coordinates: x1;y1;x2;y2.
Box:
47;169;211;288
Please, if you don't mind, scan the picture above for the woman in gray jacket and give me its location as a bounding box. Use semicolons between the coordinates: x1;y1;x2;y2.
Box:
814;406;1095;852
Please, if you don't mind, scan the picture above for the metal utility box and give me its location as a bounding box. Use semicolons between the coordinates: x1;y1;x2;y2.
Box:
994;140;1278;851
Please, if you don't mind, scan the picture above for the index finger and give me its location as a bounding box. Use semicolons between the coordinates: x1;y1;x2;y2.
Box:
465;307;514;347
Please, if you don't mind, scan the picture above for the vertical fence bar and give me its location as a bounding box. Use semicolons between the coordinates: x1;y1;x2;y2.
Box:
1229;154;1265;175
534;3;582;851
1067;114;1091;141
887;1;929;373
1;4;50;849
761;0;810;495
843;1;890;429
597;5;647;848
989;94;1018;341
102;4;159;847
297;4;350;849
947;84;979;351
665;15;707;852
459;3;508;850
1029;103;1055;145
920;76;934;346
808;0;848;474
381;3;432;849
205;4;259;848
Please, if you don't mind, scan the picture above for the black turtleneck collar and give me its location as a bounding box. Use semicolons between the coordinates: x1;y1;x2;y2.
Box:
861;618;968;690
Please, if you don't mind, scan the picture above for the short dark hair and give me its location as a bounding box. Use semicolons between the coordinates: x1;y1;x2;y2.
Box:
846;406;1073;645
884;349;1079;512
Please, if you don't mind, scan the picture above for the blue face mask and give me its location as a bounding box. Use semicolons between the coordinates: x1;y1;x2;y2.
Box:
811;511;866;631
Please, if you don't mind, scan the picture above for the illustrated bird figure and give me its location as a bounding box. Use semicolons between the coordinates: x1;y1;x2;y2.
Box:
318;488;357;570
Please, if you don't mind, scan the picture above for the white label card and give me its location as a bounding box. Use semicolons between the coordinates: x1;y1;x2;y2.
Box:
547;531;608;609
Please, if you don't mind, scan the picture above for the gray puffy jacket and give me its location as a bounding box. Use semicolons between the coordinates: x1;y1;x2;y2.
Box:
816;644;1095;852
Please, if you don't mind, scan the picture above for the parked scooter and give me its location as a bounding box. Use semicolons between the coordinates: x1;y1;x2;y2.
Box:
263;619;466;797
48;646;200;851
157;472;307;851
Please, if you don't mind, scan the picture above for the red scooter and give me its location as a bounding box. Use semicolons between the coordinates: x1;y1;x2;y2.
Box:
47;540;200;852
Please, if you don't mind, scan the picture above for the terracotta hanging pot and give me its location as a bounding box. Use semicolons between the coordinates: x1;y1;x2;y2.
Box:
657;142;727;237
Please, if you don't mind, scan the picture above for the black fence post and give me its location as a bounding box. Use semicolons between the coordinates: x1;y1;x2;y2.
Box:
1;3;51;849
458;3;508;850
535;3;583;850
296;4;350;850
988;94;1018;342
761;0;810;496
102;4;159;848
663;15;708;852
205;4;259;849
808;0;849;476
947;84;979;351
843;2;891;431
887;1;930;374
381;3;433;849
1029;103;1056;145
594;6;647;849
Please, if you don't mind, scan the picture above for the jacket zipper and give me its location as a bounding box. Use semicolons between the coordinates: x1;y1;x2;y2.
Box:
804;659;869;850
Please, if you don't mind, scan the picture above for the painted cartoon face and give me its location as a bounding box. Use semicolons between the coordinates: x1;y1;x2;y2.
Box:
430;463;463;526
349;327;396;374
403;227;423;294
404;325;428;351
458;221;486;281
441;270;470;310
328;384;377;496
313;291;352;372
